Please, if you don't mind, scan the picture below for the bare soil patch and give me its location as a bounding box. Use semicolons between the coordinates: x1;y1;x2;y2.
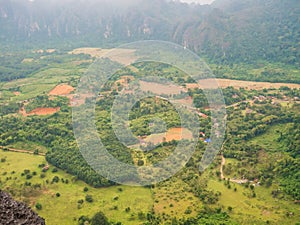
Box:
114;75;135;90
144;127;193;145
69;47;137;65
107;49;137;65
166;127;193;142
172;97;193;108
186;79;300;90
49;84;75;96
28;107;60;116
139;81;185;95
21;58;34;63
69;48;111;58
20;107;60;116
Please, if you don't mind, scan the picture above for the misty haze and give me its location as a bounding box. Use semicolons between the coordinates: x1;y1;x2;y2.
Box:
0;0;299;224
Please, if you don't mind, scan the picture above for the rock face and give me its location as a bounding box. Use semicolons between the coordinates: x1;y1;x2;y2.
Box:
0;190;45;225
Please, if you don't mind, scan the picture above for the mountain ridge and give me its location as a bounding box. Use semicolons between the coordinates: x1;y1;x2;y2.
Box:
0;0;299;65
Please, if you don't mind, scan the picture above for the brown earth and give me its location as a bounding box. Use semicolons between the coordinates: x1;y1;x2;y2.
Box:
20;106;60;116
186;79;300;90
49;84;75;95
144;127;193;145
68;47;110;58
139;81;184;95
165;127;193;142
69;47;137;65
28;107;60;116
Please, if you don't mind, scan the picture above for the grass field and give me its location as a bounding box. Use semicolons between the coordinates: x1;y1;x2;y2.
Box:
0;151;153;225
7;141;49;154
249;123;292;152
207;179;300;224
1;67;82;102
153;177;202;220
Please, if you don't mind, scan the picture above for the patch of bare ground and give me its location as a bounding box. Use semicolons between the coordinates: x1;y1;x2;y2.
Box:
144;127;193;145
186;79;300;90
49;84;75;96
20;106;60;116
139;81;185;95
69;47;138;65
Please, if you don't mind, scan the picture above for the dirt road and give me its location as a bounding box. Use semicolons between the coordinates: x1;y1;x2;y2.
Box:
0;146;46;156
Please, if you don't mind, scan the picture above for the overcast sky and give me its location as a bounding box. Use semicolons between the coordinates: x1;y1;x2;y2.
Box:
180;0;215;4
26;0;215;6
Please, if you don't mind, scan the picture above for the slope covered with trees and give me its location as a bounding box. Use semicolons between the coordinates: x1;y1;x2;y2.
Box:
0;0;299;67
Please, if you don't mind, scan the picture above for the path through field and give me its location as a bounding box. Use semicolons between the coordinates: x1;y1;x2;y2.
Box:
0;146;46;156
220;155;225;180
220;154;248;184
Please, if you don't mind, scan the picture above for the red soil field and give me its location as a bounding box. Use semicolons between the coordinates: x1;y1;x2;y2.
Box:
20;107;60;116
49;84;74;96
27;107;60;116
165;127;193;142
144;127;193;145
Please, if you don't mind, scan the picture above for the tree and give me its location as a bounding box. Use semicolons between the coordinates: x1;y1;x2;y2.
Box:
85;194;93;203
90;212;109;225
35;203;42;210
137;160;144;166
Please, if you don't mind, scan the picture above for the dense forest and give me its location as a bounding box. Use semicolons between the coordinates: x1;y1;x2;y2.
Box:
0;0;299;67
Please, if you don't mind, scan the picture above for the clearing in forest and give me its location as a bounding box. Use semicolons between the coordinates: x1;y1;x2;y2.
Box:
69;47;137;65
20;107;60;116
186;79;300;90
139;81;184;95
49;84;75;96
144;127;193;145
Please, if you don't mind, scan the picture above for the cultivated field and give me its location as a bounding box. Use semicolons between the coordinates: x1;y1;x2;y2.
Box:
187;79;300;90
20;106;60;116
69;47;137;65
139;81;184;95
49;84;75;96
144;127;193;145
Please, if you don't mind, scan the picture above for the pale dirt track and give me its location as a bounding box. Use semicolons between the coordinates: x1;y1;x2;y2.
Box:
0;146;46;156
187;79;300;90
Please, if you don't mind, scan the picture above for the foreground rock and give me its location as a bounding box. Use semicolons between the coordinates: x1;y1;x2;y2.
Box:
0;190;45;225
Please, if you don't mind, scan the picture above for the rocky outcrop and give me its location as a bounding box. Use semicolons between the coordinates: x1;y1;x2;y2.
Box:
0;190;45;225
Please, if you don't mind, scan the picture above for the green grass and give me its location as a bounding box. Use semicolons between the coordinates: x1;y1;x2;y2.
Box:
207;179;300;224
0;150;153;225
7;141;49;154
0;90;15;103
1;67;82;101
249;123;292;152
153;177;202;220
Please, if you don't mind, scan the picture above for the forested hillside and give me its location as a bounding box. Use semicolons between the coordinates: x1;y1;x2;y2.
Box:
0;0;299;66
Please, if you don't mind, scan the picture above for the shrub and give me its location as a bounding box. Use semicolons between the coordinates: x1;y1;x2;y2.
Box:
85;195;93;203
35;203;42;210
90;212;109;225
